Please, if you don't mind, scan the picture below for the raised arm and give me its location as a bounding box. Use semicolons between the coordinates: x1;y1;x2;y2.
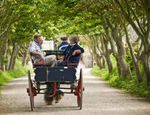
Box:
72;46;84;56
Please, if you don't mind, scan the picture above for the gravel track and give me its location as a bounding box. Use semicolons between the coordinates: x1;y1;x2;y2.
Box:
0;68;150;115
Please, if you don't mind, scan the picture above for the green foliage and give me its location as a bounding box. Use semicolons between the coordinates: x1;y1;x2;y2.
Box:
0;61;28;86
92;66;150;99
0;0;149;88
125;50;134;71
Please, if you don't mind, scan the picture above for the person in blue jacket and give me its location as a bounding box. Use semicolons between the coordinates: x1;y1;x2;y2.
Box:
58;35;84;66
54;35;84;103
58;37;69;51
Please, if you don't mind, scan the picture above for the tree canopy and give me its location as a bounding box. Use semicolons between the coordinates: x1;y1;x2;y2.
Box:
0;0;150;86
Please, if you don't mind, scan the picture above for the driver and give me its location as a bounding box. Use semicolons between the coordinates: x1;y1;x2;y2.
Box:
29;33;56;66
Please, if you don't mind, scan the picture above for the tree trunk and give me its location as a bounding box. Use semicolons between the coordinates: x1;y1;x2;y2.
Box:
115;37;130;77
114;0;150;84
142;0;150;85
141;52;150;85
141;31;150;85
8;43;19;70
0;37;8;71
22;49;28;66
103;16;118;55
106;19;130;77
124;25;142;83
103;36;113;73
103;16;123;76
93;48;104;69
88;36;105;69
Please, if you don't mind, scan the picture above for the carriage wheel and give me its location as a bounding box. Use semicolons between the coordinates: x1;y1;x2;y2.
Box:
28;70;34;111
77;68;83;110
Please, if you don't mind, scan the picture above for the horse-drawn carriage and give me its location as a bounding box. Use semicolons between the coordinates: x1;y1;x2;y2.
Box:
26;50;84;111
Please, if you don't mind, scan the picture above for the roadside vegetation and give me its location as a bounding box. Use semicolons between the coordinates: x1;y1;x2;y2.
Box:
0;61;28;86
92;65;150;99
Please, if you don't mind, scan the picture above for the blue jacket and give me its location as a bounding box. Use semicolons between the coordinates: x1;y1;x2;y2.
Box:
63;44;84;64
58;41;69;51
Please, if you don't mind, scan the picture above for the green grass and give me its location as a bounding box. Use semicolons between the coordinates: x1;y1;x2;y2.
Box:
0;61;28;86
92;66;150;99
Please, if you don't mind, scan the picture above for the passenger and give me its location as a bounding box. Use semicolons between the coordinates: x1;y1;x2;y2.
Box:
58;35;84;66
57;37;69;61
54;35;84;103
58;36;69;51
29;33;56;66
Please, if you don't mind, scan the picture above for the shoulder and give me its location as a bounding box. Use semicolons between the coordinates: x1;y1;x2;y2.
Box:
29;41;41;51
61;41;69;46
64;41;69;45
75;44;84;53
75;44;83;48
30;41;37;46
58;42;69;50
65;45;71;50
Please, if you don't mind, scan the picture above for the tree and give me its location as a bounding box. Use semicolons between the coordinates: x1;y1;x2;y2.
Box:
113;0;150;84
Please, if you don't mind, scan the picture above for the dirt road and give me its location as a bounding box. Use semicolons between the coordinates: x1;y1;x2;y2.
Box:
0;68;150;115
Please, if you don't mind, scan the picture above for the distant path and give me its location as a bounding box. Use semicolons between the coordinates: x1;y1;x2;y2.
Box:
0;67;150;115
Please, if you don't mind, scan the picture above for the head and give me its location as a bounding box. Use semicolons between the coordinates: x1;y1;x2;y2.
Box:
60;37;68;41
69;36;79;45
34;34;43;45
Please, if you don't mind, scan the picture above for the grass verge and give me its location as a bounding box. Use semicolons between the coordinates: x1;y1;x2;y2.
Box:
92;66;150;99
0;61;28;86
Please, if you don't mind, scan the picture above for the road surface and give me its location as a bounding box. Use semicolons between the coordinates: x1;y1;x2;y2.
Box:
0;68;150;115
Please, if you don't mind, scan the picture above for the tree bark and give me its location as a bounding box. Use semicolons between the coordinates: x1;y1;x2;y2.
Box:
124;24;142;83
141;0;150;85
8;43;19;70
105;17;130;77
88;36;105;69
103;35;113;73
22;48;28;66
0;36;8;71
115;37;130;77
